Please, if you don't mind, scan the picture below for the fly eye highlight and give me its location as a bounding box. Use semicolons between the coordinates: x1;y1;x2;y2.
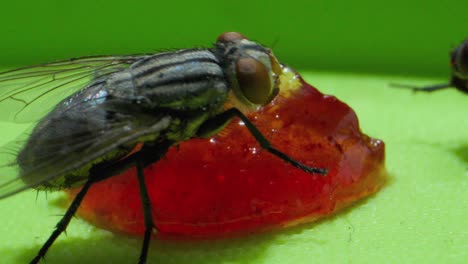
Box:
235;57;275;105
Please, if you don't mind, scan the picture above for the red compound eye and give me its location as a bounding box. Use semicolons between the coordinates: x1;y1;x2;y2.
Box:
235;57;273;105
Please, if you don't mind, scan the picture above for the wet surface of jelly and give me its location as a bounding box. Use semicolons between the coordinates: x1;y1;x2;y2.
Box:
68;69;387;238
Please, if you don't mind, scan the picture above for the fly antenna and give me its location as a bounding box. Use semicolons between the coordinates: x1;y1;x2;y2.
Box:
270;36;280;49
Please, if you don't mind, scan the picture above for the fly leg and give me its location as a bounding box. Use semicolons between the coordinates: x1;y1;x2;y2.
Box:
30;178;95;264
389;83;452;92
136;160;155;264
196;108;328;175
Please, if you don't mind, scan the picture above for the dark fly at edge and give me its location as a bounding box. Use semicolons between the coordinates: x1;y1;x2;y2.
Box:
0;32;327;264
390;39;468;93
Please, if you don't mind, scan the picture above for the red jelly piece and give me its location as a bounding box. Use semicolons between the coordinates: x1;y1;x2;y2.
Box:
68;68;387;238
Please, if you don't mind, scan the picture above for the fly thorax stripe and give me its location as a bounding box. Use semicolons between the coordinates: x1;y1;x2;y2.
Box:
130;50;228;109
135;61;223;88
138;74;227;109
131;49;219;78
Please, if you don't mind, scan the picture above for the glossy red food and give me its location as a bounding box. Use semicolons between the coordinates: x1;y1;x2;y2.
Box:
68;68;387;238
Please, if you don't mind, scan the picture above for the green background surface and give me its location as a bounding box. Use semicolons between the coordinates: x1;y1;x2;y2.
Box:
0;0;466;76
0;1;467;264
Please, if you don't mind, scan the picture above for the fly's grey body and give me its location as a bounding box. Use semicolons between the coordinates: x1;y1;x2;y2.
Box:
18;49;230;189
0;32;327;264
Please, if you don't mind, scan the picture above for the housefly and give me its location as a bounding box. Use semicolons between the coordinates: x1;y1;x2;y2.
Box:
0;32;327;264
391;39;468;93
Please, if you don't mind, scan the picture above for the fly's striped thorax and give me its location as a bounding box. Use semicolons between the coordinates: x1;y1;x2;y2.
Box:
129;49;229;109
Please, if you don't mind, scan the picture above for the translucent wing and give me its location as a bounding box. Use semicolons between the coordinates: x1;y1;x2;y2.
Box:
0;55;149;123
0;54;176;199
0;99;172;199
